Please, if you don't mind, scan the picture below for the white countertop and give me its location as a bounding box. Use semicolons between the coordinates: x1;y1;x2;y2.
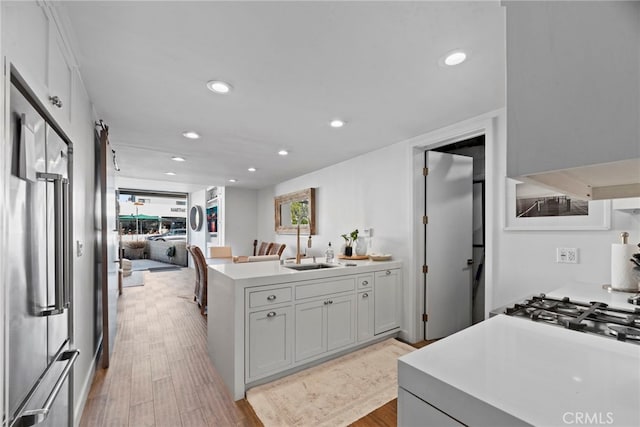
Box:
546;283;639;310
399;314;640;426
208;258;402;286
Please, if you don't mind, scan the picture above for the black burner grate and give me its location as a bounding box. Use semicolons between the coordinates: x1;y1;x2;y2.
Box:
502;294;640;344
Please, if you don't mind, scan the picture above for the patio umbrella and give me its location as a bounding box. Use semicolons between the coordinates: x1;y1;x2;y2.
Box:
119;214;159;220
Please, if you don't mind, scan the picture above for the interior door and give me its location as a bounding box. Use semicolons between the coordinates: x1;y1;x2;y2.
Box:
424;151;473;339
98;127;118;368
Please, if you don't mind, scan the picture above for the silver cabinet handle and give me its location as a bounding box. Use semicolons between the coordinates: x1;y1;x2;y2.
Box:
328;300;333;304
324;300;328;305
267;311;276;317
385;270;391;275
362;280;368;286
362;293;369;298
16;349;79;427
37;173;66;316
49;95;63;108
267;295;276;301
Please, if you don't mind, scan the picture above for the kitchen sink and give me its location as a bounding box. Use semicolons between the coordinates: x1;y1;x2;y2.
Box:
285;263;338;271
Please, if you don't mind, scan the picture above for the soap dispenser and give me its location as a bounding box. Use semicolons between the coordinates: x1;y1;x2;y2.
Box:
325;242;335;263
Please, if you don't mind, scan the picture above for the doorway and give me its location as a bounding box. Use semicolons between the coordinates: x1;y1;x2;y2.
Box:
423;135;486;340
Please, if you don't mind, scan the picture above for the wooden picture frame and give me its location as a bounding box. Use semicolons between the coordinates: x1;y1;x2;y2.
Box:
275;188;316;235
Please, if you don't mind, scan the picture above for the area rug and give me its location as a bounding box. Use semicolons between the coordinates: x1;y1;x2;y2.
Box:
131;259;180;271
148;266;182;272
122;270;144;287
246;338;415;427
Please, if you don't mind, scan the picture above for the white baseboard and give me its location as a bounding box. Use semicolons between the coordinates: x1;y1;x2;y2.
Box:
73;345;100;427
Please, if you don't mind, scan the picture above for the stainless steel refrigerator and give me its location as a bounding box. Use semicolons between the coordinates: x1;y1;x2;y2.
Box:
5;76;79;427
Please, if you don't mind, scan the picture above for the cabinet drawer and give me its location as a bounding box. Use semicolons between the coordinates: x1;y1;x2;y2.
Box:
295;278;355;300
249;287;292;308
357;274;373;289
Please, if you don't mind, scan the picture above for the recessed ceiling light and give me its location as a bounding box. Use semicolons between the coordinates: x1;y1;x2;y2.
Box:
443;51;467;66
329;119;346;128
171;156;185;162
182;131;200;139
278;150;289;156
165;172;176;176
248;167;257;172
206;80;232;94
228;178;237;183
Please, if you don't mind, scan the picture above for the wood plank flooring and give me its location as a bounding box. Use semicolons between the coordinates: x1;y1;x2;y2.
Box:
80;268;431;427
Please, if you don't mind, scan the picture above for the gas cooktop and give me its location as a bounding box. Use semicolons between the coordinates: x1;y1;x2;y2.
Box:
497;294;640;345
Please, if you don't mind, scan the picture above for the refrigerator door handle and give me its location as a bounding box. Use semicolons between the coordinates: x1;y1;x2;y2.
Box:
36;172;66;316
62;179;70;307
13;350;79;427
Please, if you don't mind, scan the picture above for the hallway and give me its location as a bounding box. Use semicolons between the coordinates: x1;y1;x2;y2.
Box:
80;268;260;426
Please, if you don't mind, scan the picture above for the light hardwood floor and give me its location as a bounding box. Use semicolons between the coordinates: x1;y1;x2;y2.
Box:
80;268;429;427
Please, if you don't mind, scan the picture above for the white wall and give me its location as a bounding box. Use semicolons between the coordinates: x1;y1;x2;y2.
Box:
256;109;640;343
116;176;204;194
223;187;258;257
257;140;415;339
187;189;207;266
0;2;6;419
1;2;99;423
68;68;99;425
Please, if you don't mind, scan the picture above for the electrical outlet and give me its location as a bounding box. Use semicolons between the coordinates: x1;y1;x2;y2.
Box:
556;247;578;264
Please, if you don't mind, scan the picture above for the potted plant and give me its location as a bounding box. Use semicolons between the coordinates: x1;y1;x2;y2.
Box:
340;229;359;257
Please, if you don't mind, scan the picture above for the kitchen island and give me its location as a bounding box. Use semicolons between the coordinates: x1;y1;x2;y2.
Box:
207;259;403;400
398;285;640;426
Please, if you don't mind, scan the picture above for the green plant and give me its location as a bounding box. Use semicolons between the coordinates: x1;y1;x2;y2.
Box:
340;229;359;247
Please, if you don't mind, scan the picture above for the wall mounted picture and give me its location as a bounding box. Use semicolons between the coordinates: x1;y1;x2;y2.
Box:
504;178;610;231
207;204;218;234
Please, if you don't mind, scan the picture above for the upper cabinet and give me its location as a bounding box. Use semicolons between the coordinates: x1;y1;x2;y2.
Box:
3;1;74;129
505;1;640;200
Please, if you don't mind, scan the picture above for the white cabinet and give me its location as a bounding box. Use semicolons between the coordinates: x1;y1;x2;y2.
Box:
356;273;374;342
295;299;326;361
505;2;640;199
4;2;49;94
374;269;401;335
3;1;74;128
398;388;463;427
235;265;402;399
357;291;374;342
326;294;356;351
247;306;293;380
295;294;355;362
46;26;73;127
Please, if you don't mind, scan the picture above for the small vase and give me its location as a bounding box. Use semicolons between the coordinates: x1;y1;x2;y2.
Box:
355;237;367;256
344;246;353;257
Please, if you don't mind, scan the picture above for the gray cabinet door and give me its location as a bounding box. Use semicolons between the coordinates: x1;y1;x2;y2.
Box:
294;299;326;362
327;294;355;351
374;269;401;335
357;291;374;342
247;307;293;379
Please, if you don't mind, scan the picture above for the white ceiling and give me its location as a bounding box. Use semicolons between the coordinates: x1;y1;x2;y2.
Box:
59;1;505;190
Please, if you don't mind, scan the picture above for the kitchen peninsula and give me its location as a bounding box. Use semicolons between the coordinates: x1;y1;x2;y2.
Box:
207;259;402;400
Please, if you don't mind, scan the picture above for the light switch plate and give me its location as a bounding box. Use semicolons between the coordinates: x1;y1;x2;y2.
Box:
556;247;578;263
77;240;84;257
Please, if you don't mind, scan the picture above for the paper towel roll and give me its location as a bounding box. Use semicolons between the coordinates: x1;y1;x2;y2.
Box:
611;243;640;291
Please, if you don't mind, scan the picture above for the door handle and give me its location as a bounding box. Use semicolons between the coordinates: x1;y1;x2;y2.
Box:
37;173;67;316
62;179;70;308
14;348;79;427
